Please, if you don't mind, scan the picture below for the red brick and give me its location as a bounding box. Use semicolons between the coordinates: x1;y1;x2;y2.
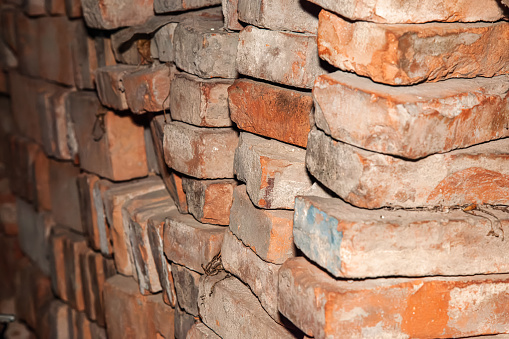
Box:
24;0;46;16
163;209;226;274
318;11;509;85
182;178;237;226
0;37;17;69
151;22;177;62
171;263;201;316
64;0;82;18
4;321;36;339
45;0;66;15
47;300;72;339
33;148;51;211
154;0;220;14
279;257;509;338
0;192;17;236
109;30;144;65
228;78;312;147
0;235;24;301
76;311;107;339
49;229;69;300
63;231;88;311
7;136;37;201
68;91;148;181
221;0;243;31
81;0;154;29
187;322;221;339
95;64;137;111
1;7;18;53
15;12;39;77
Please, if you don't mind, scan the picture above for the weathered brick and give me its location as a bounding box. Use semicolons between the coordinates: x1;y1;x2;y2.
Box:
152;23;178;62
307;128;509;209
308;0;505;23
163;209;226;273
95;64;136;111
182;178;237;225
237;0;319;34
318;11;509;85
4;320;36;339
0;192;17;236
172;263;201;316
69;91;148;181
199;274;297;339
170;72;234;127
187;322;221;339
45;0;66;15
15;12;39;77
0;235;24;301
228;78;312;147
64;0;81;18
164;121;239;179
1;7;18;53
279;257;509;338
314;72;509;159
174;19;238;78
7;136;37;201
49;229;69;300
76;311;108;339
47;300;71;339
237;26;328;89
0;35;17;69
222;0;242;31
234;132;312;209
24;0;46;16
144;127;160;174
154;0;220;14
81;0;154;30
109;29;145;65
63;231;88;311
222;231;281;322
33;147;51;211
229;185;295;264
175;306;197;339
123;63;176;114
103;275;175;339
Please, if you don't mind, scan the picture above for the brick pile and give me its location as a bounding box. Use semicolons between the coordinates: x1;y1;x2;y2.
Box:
0;0;508;338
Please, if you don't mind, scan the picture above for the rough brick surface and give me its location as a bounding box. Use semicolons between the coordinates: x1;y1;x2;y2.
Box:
63;232;88;311
175;306;197;339
170;72;234;127
174;19;238;79
234;132;312;209
172;263;201;316
222;0;243;31
237;26;328;89
45;0;66;15
33;148;51;211
307;128;509;209
152;23;178;62
163;209;226;273
65;0;82;17
318;11;509;85
163;121;239;179
308;0;505;23
314;71;509;159
182;178;237;225
187;322;221;339
24;0;46;16
49;230;69;300
154;0;220;14
228;79;312;147
95;64;137;111
81;0;154;29
279;257;509;338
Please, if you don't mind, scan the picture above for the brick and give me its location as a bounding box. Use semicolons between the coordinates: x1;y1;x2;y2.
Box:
170;72;234;127
163;121;239;179
163;209;226;273
7;136;37;201
182;177;237;225
174;19;238;78
234;132;312;209
45;0;66;15
0;192;17;236
199;274;297;339
172;263;201;316
81;0;154;30
0;71;8;94
175;306;197;339
33;147;51;211
49;159;83;233
0;235;24;300
150;115;188;213
228;78;312;147
63;231;88;311
314;71;509;159
110;30;144;65
307;128;509;209
102;176;165;275
1;7;18;52
145;127;160;174
221;0;242;31
152;23;178;62
309;0;505;23
76;311;108;339
69;91;148;181
319;11;509;86
49;229;69;300
4;321;36;339
187;322;221;339
0;37;17;69
237;26;327;89
47;300;71;339
154;0;220;14
64;0;82;18
222;231;281;322
95;64;137;111
24;0;46;16
0;98;15;162
123;63;177;114
279;257;509;338
237;0;319;34
15;12;39;76
103;275;175;339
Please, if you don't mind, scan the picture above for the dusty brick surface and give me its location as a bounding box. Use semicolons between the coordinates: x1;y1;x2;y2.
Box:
175;306;196;339
318;11;509;85
163;209;226;273
163;121;239;179
228;78;312;147
234;132;312;209
172;263;201;316
222;0;243;31
279;257;509;338
95;64;137;111
174;19;238;79
170;72;234;127
229;185;295;264
307;128;509;209
81;0;154;29
308;0;505;23
154;0;220;14
182;178;237;225
187;322;221;339
314;71;509;159
237;0;319;34
237;26;327;89
152;23;178;62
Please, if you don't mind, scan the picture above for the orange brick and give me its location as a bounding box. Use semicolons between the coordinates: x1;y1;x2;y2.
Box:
81;0;154;29
63;231;88;311
95;64;137;111
24;0;46;16
33;148;51;211
15;12;39;77
187;322;221;339
171;263;201;316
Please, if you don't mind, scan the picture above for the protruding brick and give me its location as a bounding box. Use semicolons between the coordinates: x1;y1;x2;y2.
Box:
229;185;294;264
174;19;238;79
63;232;88;311
81;0;154;30
314;72;509;159
199;274;297;339
163;121;239;179
182;178;237;225
163;209;226;273
307;128;509;209
95;64;137;111
172;263;201;316
49;229;69;300
318;11;509;85
33;147;51;211
152;23;178;62
15;13;39;77
4;320;36;339
154;0;220;14
187;322;221;339
64;0;82;18
24;0;46;16
69;91;148;181
221;0;243;31
0;235;24;301
234;132;312;209
237;26;328;89
170;72;234;127
279;257;509;338
228;79;312;147
175;306;197;339
308;0;505;23
45;0;66;15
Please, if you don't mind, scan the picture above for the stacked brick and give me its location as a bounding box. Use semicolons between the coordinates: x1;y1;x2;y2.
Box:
1;0;509;338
